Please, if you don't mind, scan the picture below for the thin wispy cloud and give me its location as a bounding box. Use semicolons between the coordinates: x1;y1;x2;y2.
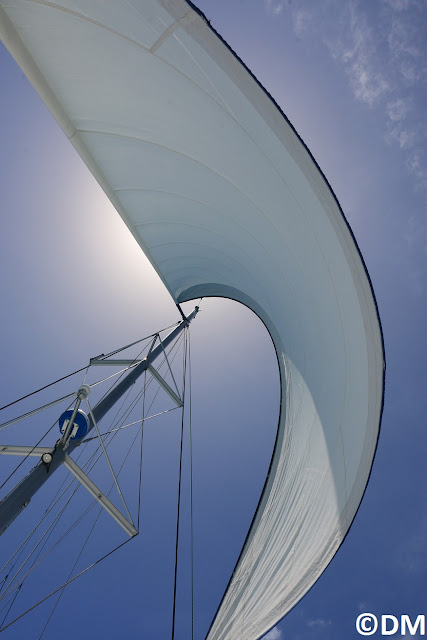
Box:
396;515;427;573
306;617;332;629
387;97;411;123
385;98;416;149
264;0;286;16
335;4;390;107
382;0;423;11
406;152;427;189
387;16;421;64
288;0;427;189
292;10;312;38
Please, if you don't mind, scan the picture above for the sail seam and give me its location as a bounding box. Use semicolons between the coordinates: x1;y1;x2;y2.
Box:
149;11;195;54
20;0;158;53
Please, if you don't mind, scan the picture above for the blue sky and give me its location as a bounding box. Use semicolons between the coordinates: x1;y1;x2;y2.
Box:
1;1;426;639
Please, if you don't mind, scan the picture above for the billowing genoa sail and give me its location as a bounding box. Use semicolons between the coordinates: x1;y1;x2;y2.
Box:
0;2;385;639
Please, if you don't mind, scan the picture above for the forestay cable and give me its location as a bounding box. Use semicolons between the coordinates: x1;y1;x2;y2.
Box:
171;328;189;640
137;370;147;530
188;331;194;640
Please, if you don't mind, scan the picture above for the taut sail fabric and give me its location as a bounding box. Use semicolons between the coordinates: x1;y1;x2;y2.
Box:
0;2;384;638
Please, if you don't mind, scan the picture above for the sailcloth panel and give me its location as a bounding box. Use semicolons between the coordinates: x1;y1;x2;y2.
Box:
0;2;384;639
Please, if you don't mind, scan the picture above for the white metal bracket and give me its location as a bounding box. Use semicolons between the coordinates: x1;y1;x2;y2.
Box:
147;364;183;407
0;445;52;457
157;337;181;399
63;455;138;538
89;358;144;367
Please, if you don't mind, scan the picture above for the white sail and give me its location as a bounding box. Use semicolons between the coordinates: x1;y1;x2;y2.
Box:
0;2;384;639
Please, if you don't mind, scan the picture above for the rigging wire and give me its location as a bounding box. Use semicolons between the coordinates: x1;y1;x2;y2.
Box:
0;583;21;629
84;325;184;419
84;328;187;452
87;321;185;398
38;410;146;637
0;399;75;494
0;392;77;432
188;331;194;640
0;437;109;602
100;331;186;441
0;327;183;438
0;349;161;432
0;327;179;431
0;368;88;414
88;365;143;389
81;330;188;445
81;406;180;442
0;436;120;611
0;475;79;582
0;318;182;415
85;398;134;525
0;335;182;619
137;370;147;530
24;442;113;571
95;320;181;361
0;321;188;630
86;333;182;391
87;342;151;402
0;430;117;602
0;328;183;539
0;478;91;603
38;488;118;637
0;538;134;634
37;520;95;639
171;328;189;640
38;444;87;526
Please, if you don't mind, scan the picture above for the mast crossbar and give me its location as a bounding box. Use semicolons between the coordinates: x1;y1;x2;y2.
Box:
0;446;52;457
89;359;143;366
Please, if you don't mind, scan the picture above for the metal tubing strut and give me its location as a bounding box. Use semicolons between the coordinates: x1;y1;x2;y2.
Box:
0;307;199;535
